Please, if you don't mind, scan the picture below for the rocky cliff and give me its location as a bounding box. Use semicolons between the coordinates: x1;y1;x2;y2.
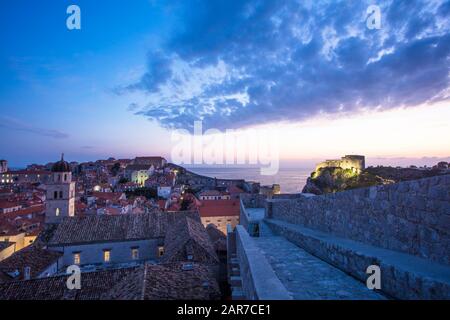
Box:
302;165;448;195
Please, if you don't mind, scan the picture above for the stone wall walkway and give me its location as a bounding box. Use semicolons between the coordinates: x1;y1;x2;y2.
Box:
253;235;385;300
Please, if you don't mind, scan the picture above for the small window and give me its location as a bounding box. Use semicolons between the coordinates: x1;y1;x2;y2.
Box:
55;208;60;216
187;254;193;260
158;246;164;257
103;250;111;263
73;253;81;265
59;191;63;198
54;191;58;199
131;248;139;260
64;174;67;181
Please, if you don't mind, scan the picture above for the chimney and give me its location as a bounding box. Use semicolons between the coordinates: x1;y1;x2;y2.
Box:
24;266;31;280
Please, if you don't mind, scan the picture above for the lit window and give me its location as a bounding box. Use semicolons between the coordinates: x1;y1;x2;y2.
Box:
73;253;81;265
158;246;165;257
131;248;139;260
103;250;111;263
55;208;60;216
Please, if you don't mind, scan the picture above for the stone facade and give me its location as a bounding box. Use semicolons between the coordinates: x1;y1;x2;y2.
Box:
45;171;75;224
268;174;450;266
49;239;160;267
0;160;7;174
315;155;365;173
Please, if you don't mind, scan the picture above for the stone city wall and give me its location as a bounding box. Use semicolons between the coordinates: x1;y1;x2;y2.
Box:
268;175;450;266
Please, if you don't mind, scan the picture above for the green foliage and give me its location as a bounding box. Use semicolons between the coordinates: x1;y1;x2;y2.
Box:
118;177;129;184
111;163;121;176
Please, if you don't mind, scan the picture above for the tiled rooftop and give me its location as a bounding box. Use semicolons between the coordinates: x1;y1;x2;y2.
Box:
0;263;220;300
0;246;62;281
161;216;219;264
48;211;200;246
198;199;240;217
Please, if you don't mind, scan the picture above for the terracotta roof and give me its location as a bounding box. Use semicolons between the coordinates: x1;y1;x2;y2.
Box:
198;200;240;217
227;185;245;194
3;170;51;175
104;263;220;300
206;224;227;252
91;192;124;202
0;267;135;299
0;263;220;300
0;220;24;236
48;211;200;246
4;205;44;218
161;217;219;265
0;246;62;281
0;201;21;209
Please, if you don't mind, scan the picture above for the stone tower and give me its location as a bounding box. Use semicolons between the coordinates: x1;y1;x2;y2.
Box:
45;154;75;224
0;160;7;173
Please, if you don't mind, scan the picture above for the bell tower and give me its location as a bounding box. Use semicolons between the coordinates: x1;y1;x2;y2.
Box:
45;154;75;224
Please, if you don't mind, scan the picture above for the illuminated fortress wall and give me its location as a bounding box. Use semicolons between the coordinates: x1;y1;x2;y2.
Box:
315;155;365;173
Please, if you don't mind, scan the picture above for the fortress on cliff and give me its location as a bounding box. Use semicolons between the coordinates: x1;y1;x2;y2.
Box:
315;155;365;174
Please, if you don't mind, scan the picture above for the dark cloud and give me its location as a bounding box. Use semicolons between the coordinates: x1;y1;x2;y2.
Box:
121;0;450;130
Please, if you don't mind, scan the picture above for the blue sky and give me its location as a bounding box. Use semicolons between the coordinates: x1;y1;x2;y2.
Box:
1;0;449;167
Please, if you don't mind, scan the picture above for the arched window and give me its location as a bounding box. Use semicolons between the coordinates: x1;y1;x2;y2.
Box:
55;208;60;216
59;191;63;198
64;174;67;181
54;191;58;199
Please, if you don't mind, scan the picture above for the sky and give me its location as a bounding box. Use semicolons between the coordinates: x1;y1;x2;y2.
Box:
0;0;449;168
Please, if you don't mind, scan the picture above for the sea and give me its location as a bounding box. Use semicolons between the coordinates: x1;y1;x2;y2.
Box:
187;167;313;194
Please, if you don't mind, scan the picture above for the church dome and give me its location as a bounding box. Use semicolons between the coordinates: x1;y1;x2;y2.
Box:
52;154;71;172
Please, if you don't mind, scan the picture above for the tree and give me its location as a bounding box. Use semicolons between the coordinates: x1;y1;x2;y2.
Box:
111;163;121;176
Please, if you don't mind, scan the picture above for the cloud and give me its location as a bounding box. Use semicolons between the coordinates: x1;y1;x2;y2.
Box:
120;0;450;131
0;116;69;139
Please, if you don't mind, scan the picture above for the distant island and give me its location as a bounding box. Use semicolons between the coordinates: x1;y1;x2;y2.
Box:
302;155;450;195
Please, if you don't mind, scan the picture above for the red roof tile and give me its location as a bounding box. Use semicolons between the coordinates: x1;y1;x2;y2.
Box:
198;200;240;217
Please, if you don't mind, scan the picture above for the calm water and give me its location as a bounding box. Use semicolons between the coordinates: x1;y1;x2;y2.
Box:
188;167;312;194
